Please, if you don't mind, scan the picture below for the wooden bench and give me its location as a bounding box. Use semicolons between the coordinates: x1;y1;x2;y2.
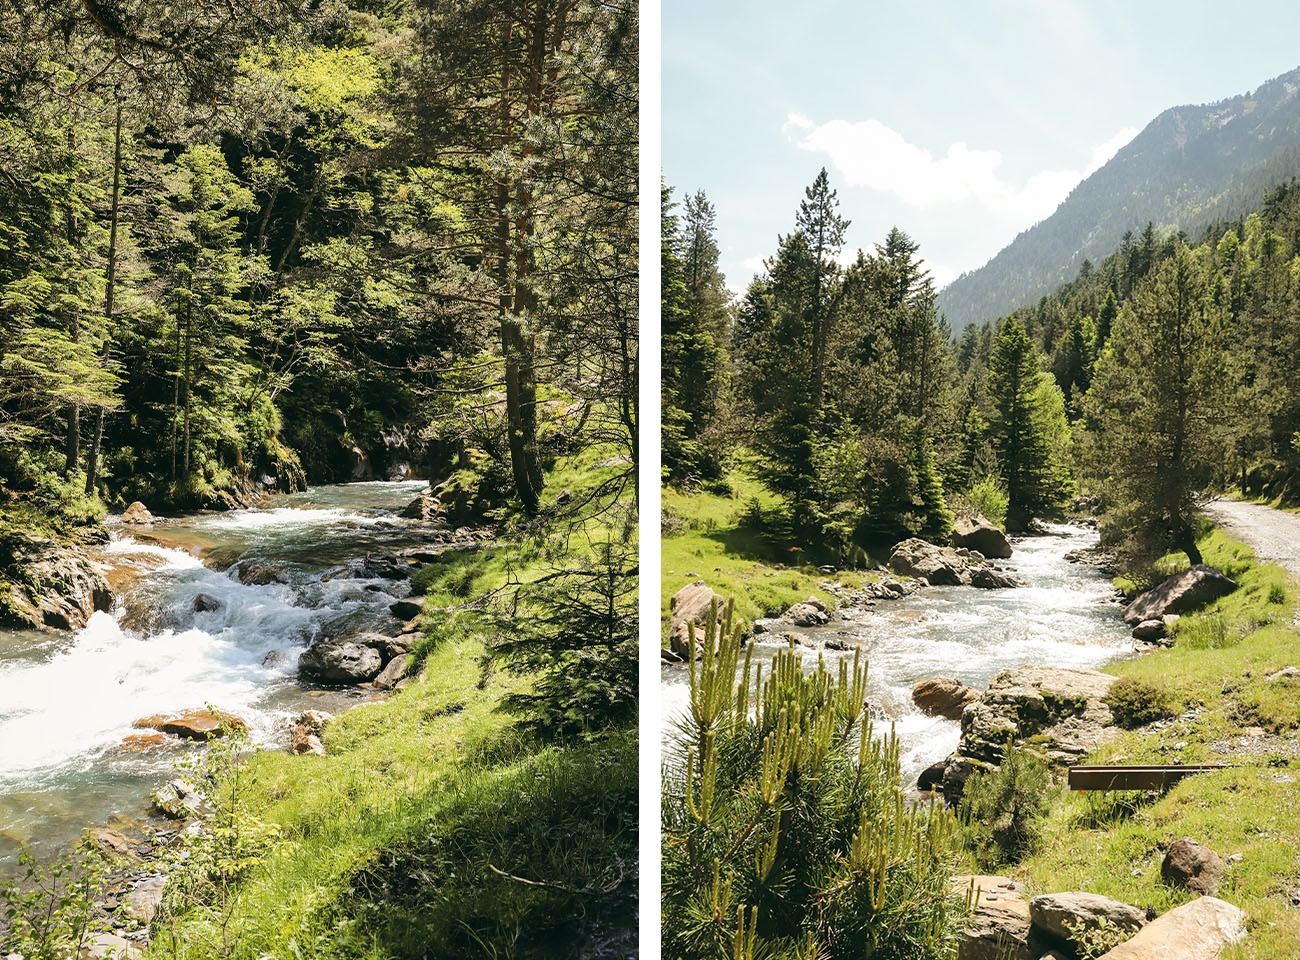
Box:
1068;764;1228;791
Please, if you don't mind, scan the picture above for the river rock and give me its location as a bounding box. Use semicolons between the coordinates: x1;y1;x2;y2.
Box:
953;875;1032;960
373;653;413;690
150;779;208;819
888;538;966;585
1131;619;1166;641
912;677;981;720
957;665;1118;766
941;755;995;802
136;709;248;741
126;874;166;923
120;501;154;524
953;516;1012;559
783;599;829;627
1161;836;1226;894
0;533;112;631
83;932;143;958
389;598;423;620
236;560;290;586
669;580;729;657
119;732;174;751
192;592;221;613
1029;892;1146;948
1096;896;1246;959
84;827;142;862
298;638;383;683
970;567;1023;589
917;760;947;791
351;632;411;660
1123;565;1237;624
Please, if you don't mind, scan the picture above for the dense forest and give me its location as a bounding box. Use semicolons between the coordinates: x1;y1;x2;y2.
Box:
664;166;1300;569
1;1;638;957
938;64;1300;331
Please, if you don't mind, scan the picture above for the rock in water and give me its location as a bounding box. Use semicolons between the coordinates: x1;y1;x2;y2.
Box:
236;560;290;586
192;592;221;612
969;567;1023;589
0;533;112;631
1123;564;1237;624
298;639;384;683
957;665;1118;766
952;516;1012;559
1161;836;1226;894
668;580;729;657
952;875;1032;960
782;599;829;626
887;538;965;585
1028;892;1146;948
1096;897;1245;959
120;501;154;524
135;708;248;741
1131;619;1166;641
389;598;423;620
912;677;981;720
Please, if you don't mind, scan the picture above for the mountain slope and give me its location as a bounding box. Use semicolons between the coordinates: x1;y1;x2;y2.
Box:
938;66;1300;329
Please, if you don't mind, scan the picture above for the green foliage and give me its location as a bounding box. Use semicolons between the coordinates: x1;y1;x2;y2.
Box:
662;599;962;959
959;748;1055;869
961;476;1009;529
1104;678;1177;728
0;846;109;958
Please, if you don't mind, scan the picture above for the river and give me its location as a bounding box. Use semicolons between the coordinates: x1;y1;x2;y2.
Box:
0;481;431;872
662;523;1133;785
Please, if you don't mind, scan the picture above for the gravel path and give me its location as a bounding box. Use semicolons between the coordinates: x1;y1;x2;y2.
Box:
1203;497;1300;577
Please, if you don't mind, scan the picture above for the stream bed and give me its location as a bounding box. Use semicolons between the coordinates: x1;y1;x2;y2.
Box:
0;481;432;872
662;523;1134;785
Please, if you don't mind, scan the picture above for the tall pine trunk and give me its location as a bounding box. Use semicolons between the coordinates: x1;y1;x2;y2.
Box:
85;103;122;496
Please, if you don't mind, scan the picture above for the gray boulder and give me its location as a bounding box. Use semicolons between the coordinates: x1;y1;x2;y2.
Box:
121;501;154;524
953;516;1012;559
0;534;112;631
888;538;966;586
298;639;383;683
783;599;829;627
1097;897;1245;959
669;580;729;657
1123;564;1237;624
373;653;413;690
1029;892;1145;948
1131;619;1166;641
958;665;1118;766
970;567;1023;589
389;598;423;620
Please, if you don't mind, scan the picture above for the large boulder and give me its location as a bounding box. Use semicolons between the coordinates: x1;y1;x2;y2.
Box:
1123;565;1237;625
669;580;729;658
236;560;290;586
1097;897;1246;959
389;598;423;620
399;488;439;522
888;538;966;586
373;653;413;690
953;516;1012;559
125;875;167;924
957;665;1119;766
782;598;829;627
953;875;1032;960
970;567;1023;589
298;639;383;683
1029;892;1146;948
912;677;980;721
1161;836;1226;894
120;501;154;524
0;533;112;631
135;708;248;741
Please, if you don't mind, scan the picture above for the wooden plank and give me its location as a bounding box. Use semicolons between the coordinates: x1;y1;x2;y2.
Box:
1068;764;1228;791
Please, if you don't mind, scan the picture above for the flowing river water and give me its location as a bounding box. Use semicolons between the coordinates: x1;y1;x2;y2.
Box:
0;481;432;874
662;523;1134;785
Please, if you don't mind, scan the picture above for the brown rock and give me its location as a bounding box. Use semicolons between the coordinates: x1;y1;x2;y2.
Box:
669;580;729;658
236;560;290;586
120;501;154;525
83;827;141;863
1097;897;1245;959
135;709;248;741
912;677;981;720
953;516;1012;559
119;733;174;752
1162;837;1226;894
953;874;1032;960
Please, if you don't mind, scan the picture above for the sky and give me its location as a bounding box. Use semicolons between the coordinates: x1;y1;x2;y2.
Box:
664;0;1300;296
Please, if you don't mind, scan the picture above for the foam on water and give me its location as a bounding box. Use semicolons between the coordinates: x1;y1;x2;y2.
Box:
662;524;1132;785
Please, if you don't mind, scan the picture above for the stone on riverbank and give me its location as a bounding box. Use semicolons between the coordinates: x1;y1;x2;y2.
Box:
150;779;209;820
120;501;154;525
290;710;333;756
782;598;829;626
955;665;1118;767
1161;836;1226;894
1123;564;1237;624
389;598;423;620
912;677;980;720
298;638;384;683
669;580;729;657
1029;891;1146;949
0;532;112;631
952;874;1032;960
373;653;413;690
1131;618;1166;641
888;538;966;585
1096;896;1245;959
953;516;1012;559
126;875;166;923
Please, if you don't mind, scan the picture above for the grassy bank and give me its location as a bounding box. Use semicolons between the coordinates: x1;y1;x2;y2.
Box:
661;466;878;635
146;447;637;959
1022;528;1300;958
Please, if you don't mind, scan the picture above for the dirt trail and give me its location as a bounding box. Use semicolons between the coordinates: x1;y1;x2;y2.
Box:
1203;498;1300;577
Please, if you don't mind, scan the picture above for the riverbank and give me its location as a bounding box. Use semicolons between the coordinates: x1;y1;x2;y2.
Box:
1016;527;1300;958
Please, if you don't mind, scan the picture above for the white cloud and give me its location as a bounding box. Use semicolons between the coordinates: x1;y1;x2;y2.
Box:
785;113;1138;227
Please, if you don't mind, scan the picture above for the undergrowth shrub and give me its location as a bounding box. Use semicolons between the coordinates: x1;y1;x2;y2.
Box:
1104;677;1177;728
662;599;962;959
959;748;1054;869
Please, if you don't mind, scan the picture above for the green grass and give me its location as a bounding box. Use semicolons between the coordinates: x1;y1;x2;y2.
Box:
1020;526;1300;959
661;466;879;635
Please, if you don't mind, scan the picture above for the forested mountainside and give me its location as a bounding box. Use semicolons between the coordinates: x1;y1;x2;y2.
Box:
0;0;637;523
939;64;1300;330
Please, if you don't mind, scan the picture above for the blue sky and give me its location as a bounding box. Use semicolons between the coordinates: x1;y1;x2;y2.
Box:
664;0;1300;295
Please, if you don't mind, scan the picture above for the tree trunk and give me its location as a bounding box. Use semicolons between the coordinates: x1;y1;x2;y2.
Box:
64;129;81;475
85;104;122;496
